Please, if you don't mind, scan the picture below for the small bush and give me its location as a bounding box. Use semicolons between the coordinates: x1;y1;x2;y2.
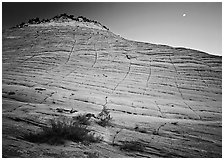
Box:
120;140;145;152
73;114;91;125
97;107;112;127
28;17;40;24
41;19;50;23
68;15;74;19
15;22;27;28
22;116;102;145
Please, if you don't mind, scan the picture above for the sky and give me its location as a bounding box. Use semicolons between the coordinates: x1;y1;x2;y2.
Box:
2;2;222;56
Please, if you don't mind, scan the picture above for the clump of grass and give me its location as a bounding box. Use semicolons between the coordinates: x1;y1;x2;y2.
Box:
22;116;102;145
120;140;145;152
97;106;112;127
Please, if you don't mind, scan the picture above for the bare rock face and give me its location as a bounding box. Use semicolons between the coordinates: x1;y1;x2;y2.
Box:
2;15;222;158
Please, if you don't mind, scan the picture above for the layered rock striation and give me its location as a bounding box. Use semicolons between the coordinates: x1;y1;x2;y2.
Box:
2;15;222;158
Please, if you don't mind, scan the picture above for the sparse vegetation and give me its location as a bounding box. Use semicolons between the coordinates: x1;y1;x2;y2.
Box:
73;113;92;125
22;116;102;145
84;151;100;158
120;140;145;152
14;22;27;28
41;18;50;23
97;106;112;127
28;17;40;24
13;13;109;30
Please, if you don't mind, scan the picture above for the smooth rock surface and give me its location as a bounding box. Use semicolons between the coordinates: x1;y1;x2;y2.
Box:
2;21;222;157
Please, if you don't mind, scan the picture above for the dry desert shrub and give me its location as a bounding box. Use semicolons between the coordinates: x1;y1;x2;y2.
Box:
97;106;112;127
22;115;102;145
72;113;94;125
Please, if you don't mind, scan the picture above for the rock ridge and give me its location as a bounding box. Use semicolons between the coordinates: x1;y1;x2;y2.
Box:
14;13;109;30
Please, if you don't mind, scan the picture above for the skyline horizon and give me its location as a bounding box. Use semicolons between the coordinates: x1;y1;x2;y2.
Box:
2;2;222;56
3;13;221;56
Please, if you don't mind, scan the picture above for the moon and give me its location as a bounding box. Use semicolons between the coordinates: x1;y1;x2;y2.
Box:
183;13;186;17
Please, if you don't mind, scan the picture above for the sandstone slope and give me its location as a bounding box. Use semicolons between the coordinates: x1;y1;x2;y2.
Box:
2;15;222;158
